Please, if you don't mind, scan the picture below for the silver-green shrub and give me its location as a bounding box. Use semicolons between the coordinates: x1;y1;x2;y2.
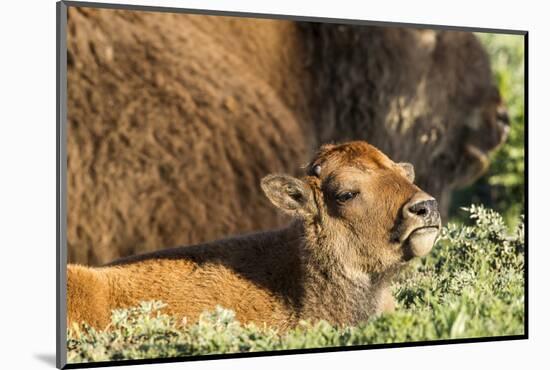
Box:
68;206;524;363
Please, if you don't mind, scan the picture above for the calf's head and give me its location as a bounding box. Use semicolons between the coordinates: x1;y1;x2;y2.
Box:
261;141;441;274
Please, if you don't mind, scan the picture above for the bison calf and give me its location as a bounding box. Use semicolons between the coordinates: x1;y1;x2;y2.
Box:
67;141;441;330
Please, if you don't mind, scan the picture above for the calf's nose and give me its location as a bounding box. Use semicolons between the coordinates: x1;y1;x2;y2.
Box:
408;199;437;217
403;193;440;225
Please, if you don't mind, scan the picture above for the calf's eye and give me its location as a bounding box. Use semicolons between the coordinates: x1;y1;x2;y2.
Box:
336;191;359;203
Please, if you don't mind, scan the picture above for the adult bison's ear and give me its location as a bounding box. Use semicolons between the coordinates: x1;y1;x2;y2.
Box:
261;174;315;218
398;162;415;182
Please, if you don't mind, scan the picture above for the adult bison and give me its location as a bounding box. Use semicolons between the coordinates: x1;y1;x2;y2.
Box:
66;7;508;265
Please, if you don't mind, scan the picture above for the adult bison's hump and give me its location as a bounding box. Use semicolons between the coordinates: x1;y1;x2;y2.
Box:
67;8;309;265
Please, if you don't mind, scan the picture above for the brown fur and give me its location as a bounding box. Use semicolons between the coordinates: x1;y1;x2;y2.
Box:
67;141;440;330
67;7;507;265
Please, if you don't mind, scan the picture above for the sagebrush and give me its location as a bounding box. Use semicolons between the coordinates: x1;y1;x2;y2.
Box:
67;205;525;363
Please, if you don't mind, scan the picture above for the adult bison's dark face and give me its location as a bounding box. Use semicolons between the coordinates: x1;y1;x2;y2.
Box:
430;31;510;189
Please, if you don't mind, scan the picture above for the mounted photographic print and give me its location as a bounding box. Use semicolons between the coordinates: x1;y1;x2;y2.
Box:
56;1;527;368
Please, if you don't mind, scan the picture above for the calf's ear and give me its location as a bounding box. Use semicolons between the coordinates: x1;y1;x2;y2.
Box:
261;174;315;218
398;162;415;182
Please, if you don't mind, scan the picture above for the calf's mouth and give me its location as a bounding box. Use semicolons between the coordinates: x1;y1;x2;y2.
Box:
404;225;440;259
398;194;441;260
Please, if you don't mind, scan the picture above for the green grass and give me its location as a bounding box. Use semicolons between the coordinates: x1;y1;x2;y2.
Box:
67;205;525;364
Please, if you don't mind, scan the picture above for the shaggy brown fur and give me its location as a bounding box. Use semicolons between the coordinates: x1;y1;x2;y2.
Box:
67;141;440;330
66;7;507;265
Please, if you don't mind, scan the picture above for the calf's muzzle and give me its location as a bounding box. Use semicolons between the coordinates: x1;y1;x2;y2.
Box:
402;192;441;258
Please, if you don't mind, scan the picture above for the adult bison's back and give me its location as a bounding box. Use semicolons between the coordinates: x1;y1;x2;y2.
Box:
67;8;508;265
